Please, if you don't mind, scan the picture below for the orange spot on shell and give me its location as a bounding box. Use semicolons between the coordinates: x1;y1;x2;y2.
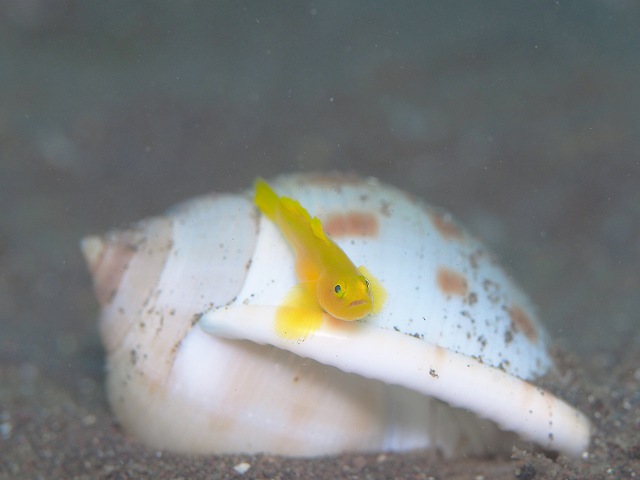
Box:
323;212;379;238
436;268;469;296
429;210;463;240
509;305;538;343
299;172;364;188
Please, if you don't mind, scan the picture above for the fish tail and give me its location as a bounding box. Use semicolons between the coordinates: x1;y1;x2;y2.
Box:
254;177;279;221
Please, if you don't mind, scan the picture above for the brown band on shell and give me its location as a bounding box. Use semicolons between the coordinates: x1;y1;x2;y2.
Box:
323;212;379;238
98;218;175;355
302;172;365;188
436;267;469;297
81;232;138;306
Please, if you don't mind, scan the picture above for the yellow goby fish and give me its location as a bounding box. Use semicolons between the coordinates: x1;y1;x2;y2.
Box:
254;178;386;340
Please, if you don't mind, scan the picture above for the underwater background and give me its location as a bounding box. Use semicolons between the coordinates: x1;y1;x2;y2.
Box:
1;1;639;478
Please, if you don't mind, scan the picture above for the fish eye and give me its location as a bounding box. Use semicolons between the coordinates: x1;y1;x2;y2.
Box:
334;283;344;297
364;278;371;288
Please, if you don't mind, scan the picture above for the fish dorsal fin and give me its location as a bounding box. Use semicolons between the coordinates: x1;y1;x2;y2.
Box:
280;196;312;222
310;216;327;241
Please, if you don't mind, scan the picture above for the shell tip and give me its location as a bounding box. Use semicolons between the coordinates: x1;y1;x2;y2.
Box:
80;235;105;273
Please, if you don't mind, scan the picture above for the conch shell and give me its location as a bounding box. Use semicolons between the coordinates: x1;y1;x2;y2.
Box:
81;173;590;458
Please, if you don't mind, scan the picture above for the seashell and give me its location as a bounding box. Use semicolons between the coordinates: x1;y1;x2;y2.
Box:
81;172;591;458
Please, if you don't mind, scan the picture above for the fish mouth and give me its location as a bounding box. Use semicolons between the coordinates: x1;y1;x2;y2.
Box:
348;299;367;308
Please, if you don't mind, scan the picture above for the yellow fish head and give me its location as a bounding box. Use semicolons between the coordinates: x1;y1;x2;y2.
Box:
316;273;373;321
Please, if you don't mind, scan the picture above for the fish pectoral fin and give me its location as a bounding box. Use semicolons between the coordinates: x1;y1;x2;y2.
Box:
358;265;387;314
276;282;324;340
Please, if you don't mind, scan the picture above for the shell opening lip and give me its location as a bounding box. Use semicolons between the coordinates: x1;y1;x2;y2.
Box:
199;305;592;458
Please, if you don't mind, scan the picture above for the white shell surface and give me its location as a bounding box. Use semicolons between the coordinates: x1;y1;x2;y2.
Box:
82;172;590;458
233;174;551;379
